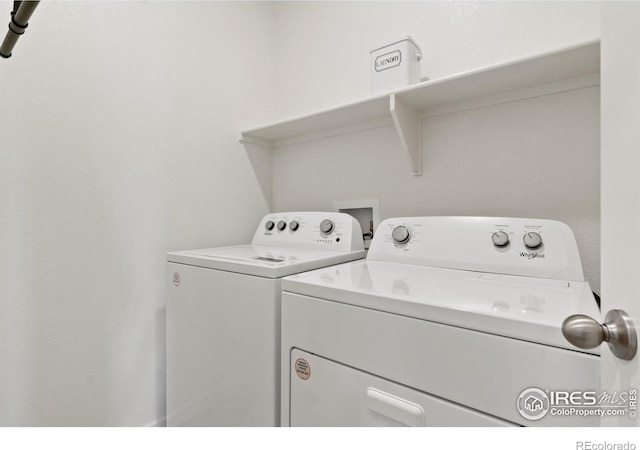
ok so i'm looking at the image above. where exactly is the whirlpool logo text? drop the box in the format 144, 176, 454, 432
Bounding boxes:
520, 251, 545, 260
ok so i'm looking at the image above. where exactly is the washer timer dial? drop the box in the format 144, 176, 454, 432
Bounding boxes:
320, 219, 335, 234
392, 226, 411, 244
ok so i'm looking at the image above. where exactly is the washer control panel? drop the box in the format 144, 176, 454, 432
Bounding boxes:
252, 212, 365, 253
367, 217, 584, 281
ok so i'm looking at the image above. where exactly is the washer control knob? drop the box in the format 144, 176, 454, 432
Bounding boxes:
392, 226, 411, 244
320, 219, 334, 234
492, 231, 510, 247
277, 220, 287, 231
265, 221, 275, 231
289, 221, 300, 231
523, 232, 543, 249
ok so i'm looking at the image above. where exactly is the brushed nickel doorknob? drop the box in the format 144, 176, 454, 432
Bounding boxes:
562, 309, 637, 360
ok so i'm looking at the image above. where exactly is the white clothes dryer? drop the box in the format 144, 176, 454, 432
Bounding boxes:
166, 212, 365, 426
280, 217, 600, 427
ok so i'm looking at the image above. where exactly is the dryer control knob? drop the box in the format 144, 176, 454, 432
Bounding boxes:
277, 220, 287, 231
523, 232, 543, 249
392, 226, 411, 244
492, 231, 510, 247
320, 219, 335, 234
265, 221, 275, 231
289, 221, 300, 231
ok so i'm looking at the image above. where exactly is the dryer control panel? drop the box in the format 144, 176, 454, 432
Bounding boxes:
252, 212, 365, 253
367, 217, 584, 281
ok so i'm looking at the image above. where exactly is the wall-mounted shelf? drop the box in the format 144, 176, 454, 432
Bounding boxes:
239, 40, 600, 176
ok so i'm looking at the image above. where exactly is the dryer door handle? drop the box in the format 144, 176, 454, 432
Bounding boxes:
366, 388, 425, 427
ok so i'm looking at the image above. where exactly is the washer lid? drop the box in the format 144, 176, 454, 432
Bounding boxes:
282, 260, 601, 354
167, 245, 366, 279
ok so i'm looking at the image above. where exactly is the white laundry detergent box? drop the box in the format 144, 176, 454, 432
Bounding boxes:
370, 36, 422, 94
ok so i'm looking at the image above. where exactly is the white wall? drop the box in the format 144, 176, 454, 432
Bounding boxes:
272, 1, 602, 292
0, 1, 275, 426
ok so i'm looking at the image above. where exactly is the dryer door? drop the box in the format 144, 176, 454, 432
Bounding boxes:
288, 349, 515, 427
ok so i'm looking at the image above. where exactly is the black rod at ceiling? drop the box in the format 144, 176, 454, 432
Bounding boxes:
0, 1, 40, 59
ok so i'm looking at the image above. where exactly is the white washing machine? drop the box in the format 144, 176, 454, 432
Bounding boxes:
280, 217, 601, 427
166, 212, 365, 426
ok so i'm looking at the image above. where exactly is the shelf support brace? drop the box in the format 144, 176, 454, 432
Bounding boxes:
389, 94, 421, 176
238, 132, 274, 148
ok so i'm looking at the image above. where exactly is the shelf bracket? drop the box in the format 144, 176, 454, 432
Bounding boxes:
238, 132, 274, 148
389, 94, 421, 176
